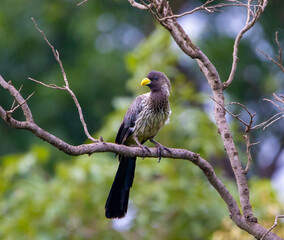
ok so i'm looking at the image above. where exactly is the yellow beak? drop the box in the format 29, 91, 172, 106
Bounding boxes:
141, 78, 151, 86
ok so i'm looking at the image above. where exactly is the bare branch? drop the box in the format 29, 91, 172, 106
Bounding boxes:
30, 18, 98, 143
77, 0, 89, 6
0, 76, 34, 123
0, 75, 244, 227
10, 84, 23, 110
263, 115, 284, 130
159, 1, 260, 21
223, 0, 268, 89
261, 215, 284, 240
28, 77, 65, 90
253, 93, 284, 130
225, 102, 257, 174
7, 92, 35, 115
147, 0, 257, 224
211, 98, 257, 174
128, 0, 150, 10
258, 31, 284, 73
211, 97, 251, 127
252, 112, 284, 130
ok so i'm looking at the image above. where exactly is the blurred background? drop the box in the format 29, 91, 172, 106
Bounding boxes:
0, 0, 284, 239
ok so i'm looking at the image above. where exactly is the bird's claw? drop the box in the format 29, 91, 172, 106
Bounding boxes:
156, 144, 171, 163
140, 145, 151, 158
131, 144, 151, 159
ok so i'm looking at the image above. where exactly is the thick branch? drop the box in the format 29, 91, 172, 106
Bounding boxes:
128, 1, 284, 239
0, 80, 243, 224
148, 0, 256, 222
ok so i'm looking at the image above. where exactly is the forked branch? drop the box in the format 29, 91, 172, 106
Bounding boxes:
223, 0, 268, 89
30, 18, 98, 143
258, 31, 284, 73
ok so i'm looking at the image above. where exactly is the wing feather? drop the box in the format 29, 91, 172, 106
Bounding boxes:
115, 94, 147, 145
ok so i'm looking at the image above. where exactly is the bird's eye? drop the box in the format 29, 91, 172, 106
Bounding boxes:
153, 76, 158, 81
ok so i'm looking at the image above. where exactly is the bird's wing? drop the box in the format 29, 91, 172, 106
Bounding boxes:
115, 93, 148, 145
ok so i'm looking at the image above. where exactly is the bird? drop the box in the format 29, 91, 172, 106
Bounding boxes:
105, 70, 172, 219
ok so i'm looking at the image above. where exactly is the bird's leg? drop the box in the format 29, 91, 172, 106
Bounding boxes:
133, 136, 151, 158
149, 137, 171, 162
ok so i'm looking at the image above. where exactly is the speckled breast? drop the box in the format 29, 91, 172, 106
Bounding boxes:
133, 102, 171, 143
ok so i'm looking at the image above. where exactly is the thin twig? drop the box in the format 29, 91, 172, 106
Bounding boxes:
140, 0, 160, 20
211, 97, 249, 126
128, 0, 150, 10
223, 0, 268, 89
7, 92, 35, 115
0, 76, 34, 123
260, 215, 284, 240
258, 31, 284, 73
10, 84, 23, 110
28, 77, 65, 90
252, 112, 283, 130
263, 115, 284, 130
263, 97, 281, 109
212, 97, 258, 174
159, 1, 260, 21
31, 18, 98, 143
77, 0, 89, 6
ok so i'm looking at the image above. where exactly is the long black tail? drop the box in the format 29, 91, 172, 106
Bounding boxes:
105, 156, 136, 218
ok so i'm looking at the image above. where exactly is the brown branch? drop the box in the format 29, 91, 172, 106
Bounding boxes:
211, 98, 258, 174
261, 215, 284, 240
159, 1, 260, 21
128, 0, 151, 10
149, 0, 256, 224
30, 18, 98, 143
77, 0, 89, 6
223, 0, 268, 89
252, 112, 284, 130
0, 77, 34, 123
131, 1, 284, 239
0, 75, 245, 227
258, 31, 284, 73
226, 102, 257, 174
7, 92, 35, 115
253, 93, 284, 130
10, 84, 23, 110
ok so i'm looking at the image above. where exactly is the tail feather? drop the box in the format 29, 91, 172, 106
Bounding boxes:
105, 156, 136, 218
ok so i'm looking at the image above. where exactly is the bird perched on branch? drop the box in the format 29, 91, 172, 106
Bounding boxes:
105, 71, 172, 219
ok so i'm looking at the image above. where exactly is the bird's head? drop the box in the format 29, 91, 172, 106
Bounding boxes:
141, 71, 171, 95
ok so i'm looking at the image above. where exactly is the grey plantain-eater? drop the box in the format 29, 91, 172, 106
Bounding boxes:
105, 71, 172, 219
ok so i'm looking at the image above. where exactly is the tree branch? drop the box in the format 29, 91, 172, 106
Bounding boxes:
148, 0, 257, 222
0, 74, 245, 226
223, 0, 268, 89
258, 31, 284, 73
158, 1, 261, 21
77, 0, 89, 6
128, 1, 284, 239
30, 18, 98, 143
128, 0, 151, 10
261, 215, 284, 240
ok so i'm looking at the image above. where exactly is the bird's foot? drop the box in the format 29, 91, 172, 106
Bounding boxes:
151, 141, 171, 163
140, 145, 151, 159
131, 144, 151, 159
